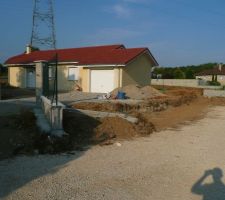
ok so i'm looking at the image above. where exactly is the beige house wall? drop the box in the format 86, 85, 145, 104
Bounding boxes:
57, 66, 90, 92
81, 68, 90, 92
196, 75, 225, 85
57, 65, 88, 91
217, 75, 225, 85
8, 66, 26, 88
196, 75, 212, 82
121, 53, 152, 87
57, 65, 75, 91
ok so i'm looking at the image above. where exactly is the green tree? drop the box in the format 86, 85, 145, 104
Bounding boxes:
173, 68, 185, 79
153, 63, 217, 79
185, 69, 194, 79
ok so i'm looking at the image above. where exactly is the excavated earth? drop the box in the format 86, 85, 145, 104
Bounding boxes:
1, 85, 224, 160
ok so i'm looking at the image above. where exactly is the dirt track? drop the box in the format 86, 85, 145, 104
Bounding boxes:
1, 106, 225, 199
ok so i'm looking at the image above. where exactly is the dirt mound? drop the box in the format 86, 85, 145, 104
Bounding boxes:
111, 84, 166, 100
64, 109, 155, 145
94, 116, 155, 143
94, 117, 137, 140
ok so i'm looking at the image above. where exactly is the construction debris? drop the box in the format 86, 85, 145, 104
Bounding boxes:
110, 84, 166, 100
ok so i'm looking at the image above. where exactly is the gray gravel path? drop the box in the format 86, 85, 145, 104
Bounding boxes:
1, 106, 225, 199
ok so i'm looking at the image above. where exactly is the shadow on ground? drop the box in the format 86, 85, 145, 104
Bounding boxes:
192, 167, 225, 200
0, 104, 101, 199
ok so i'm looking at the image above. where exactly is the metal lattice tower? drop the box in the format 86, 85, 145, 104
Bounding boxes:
30, 0, 56, 49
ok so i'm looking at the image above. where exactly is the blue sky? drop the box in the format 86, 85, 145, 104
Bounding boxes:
0, 0, 225, 66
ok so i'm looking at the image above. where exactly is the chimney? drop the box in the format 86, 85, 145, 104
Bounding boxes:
26, 44, 32, 54
219, 63, 223, 71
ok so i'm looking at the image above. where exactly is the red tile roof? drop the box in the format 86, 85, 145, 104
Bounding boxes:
4, 44, 158, 66
195, 66, 225, 76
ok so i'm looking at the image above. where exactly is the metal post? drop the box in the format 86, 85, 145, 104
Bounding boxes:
55, 53, 58, 105
0, 83, 1, 100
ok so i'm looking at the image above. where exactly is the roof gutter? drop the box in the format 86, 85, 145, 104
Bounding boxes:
82, 64, 125, 68
4, 63, 35, 67
5, 61, 79, 67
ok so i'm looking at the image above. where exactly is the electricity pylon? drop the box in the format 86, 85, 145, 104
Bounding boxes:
30, 0, 56, 49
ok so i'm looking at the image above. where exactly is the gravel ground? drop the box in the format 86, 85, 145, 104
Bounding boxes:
58, 91, 102, 104
1, 106, 225, 199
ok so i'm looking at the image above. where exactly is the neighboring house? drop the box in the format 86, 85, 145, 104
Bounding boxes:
4, 44, 158, 93
195, 64, 225, 85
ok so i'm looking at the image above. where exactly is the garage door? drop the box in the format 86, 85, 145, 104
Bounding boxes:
90, 70, 114, 93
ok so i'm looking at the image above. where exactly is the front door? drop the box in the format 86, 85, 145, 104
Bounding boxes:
26, 68, 36, 88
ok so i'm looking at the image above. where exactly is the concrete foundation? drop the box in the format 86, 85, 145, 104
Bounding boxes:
67, 108, 138, 124
35, 61, 65, 137
41, 96, 65, 136
204, 89, 225, 97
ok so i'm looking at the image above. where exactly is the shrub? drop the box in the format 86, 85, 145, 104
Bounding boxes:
207, 81, 221, 86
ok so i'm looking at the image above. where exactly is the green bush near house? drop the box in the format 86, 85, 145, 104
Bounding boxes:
207, 81, 221, 86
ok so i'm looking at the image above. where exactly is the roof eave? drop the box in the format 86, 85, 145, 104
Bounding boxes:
82, 64, 126, 68
125, 49, 159, 66
4, 63, 35, 67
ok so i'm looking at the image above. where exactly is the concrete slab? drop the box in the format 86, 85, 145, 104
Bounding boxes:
33, 108, 51, 133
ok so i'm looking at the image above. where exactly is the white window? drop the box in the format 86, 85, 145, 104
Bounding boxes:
68, 67, 79, 81
49, 67, 53, 79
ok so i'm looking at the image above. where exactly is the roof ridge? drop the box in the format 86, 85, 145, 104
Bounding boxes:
36, 44, 124, 53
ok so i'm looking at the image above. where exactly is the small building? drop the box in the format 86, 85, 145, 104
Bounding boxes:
195, 64, 225, 85
4, 44, 158, 93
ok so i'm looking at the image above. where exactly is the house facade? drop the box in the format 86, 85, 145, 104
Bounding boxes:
195, 64, 225, 85
4, 44, 158, 93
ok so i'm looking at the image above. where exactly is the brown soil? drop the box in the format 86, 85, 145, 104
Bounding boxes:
138, 97, 211, 131
72, 101, 140, 113
0, 110, 77, 160
63, 110, 155, 146
207, 97, 225, 106
95, 116, 155, 142
69, 86, 219, 144
0, 110, 38, 160
111, 84, 166, 100
152, 85, 203, 96
72, 86, 199, 113
2, 85, 225, 160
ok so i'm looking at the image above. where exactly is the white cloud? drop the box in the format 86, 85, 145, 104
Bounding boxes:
103, 0, 149, 18
109, 4, 131, 18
